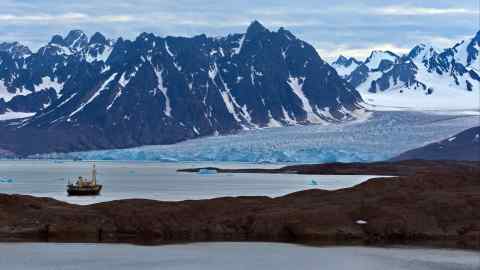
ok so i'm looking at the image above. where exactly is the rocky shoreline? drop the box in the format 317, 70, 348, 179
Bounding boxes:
0, 160, 479, 248
178, 160, 479, 176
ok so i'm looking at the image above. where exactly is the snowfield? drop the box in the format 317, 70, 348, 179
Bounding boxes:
361, 88, 480, 111
36, 111, 480, 163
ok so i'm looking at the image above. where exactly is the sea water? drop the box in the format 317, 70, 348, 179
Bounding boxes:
0, 242, 478, 270
0, 160, 385, 205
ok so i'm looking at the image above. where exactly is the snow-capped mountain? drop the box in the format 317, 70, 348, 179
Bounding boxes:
335, 31, 480, 109
0, 21, 364, 155
0, 30, 116, 116
331, 55, 362, 78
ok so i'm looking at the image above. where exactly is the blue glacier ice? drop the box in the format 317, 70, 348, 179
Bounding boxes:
35, 111, 480, 164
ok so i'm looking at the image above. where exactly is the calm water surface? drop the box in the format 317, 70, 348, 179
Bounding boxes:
0, 242, 478, 270
0, 160, 385, 204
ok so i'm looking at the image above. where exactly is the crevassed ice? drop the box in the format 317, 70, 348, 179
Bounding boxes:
36, 111, 480, 164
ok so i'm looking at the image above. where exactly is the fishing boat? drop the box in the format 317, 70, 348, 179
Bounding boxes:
67, 164, 102, 196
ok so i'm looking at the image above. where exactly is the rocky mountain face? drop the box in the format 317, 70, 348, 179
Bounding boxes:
392, 126, 480, 161
0, 21, 364, 155
332, 31, 480, 109
0, 30, 114, 117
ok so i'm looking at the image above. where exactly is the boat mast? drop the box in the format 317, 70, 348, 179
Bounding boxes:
92, 163, 97, 185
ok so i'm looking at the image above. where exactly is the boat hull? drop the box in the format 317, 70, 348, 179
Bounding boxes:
67, 185, 102, 196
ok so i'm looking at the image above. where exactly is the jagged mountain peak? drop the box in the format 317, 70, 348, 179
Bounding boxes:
47, 30, 90, 52
246, 20, 269, 36
0, 41, 32, 58
334, 55, 349, 63
408, 43, 440, 60
49, 34, 65, 46
137, 32, 156, 41
89, 32, 107, 45
473, 30, 480, 42
333, 55, 361, 66
408, 44, 425, 59
465, 31, 480, 66
364, 50, 398, 70
64, 29, 89, 49
331, 55, 362, 78
408, 44, 433, 60
366, 50, 398, 60
277, 27, 296, 40
65, 29, 87, 39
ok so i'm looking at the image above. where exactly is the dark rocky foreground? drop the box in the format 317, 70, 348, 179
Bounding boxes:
1, 160, 480, 248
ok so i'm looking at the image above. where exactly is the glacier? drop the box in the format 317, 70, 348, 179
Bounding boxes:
35, 111, 480, 164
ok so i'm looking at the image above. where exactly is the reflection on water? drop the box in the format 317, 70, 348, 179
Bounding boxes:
0, 160, 384, 204
0, 242, 478, 270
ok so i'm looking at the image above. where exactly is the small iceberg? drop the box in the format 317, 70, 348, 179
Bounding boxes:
198, 168, 218, 175
0, 178, 14, 183
309, 180, 318, 186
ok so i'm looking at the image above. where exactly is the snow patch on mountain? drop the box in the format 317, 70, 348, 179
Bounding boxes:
153, 68, 172, 117
0, 110, 35, 121
69, 73, 117, 118
332, 62, 359, 78
85, 46, 113, 63
0, 79, 31, 102
232, 34, 245, 55
34, 77, 64, 97
287, 75, 322, 123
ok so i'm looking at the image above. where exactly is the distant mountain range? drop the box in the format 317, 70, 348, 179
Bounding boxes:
392, 126, 480, 161
331, 55, 362, 78
332, 31, 480, 109
0, 21, 364, 156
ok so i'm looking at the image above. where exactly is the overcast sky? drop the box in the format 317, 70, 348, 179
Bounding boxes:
1, 0, 478, 61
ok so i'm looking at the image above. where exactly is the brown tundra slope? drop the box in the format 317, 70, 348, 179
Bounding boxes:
0, 160, 479, 248
392, 126, 480, 161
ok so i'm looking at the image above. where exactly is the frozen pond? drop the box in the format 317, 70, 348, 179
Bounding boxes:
0, 242, 478, 270
0, 160, 384, 205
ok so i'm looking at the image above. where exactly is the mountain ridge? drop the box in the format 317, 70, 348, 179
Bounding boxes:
331, 31, 480, 109
331, 55, 362, 78
0, 21, 364, 156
